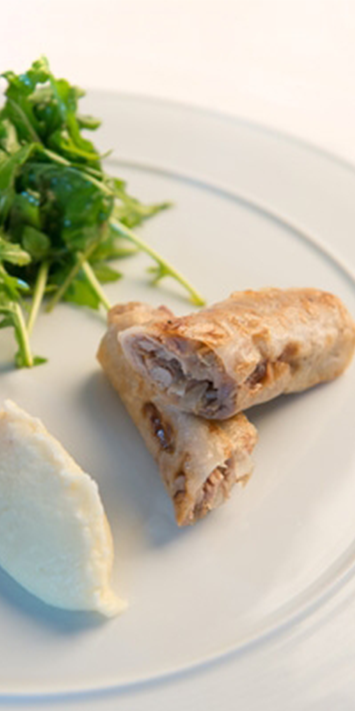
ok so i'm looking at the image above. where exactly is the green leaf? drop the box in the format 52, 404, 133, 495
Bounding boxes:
147, 263, 171, 283
18, 162, 113, 252
0, 144, 35, 223
113, 179, 171, 229
90, 231, 137, 262
22, 226, 50, 260
30, 85, 63, 138
9, 189, 42, 231
0, 270, 29, 300
62, 224, 102, 253
15, 351, 47, 368
0, 57, 50, 144
2, 57, 50, 92
0, 151, 8, 168
0, 119, 21, 155
0, 56, 100, 167
77, 114, 101, 130
47, 75, 100, 165
48, 128, 101, 164
0, 315, 14, 329
64, 276, 100, 310
91, 262, 122, 283
33, 355, 48, 366
0, 236, 31, 266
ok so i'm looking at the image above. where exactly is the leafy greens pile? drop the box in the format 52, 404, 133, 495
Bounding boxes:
0, 57, 204, 367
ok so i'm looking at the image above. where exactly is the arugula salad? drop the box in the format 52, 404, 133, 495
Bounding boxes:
0, 57, 204, 368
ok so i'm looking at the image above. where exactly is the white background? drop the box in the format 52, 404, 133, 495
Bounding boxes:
2, 0, 355, 162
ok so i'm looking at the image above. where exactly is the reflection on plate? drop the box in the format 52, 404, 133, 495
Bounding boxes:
1, 94, 355, 703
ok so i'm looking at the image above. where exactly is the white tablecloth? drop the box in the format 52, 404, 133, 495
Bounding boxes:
2, 0, 355, 162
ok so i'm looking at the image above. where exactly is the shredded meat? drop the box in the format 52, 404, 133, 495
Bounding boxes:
142, 402, 175, 453
173, 471, 187, 506
137, 341, 225, 416
246, 360, 267, 388
193, 457, 235, 520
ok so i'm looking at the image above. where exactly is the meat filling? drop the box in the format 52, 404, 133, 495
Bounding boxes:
142, 402, 175, 453
137, 342, 231, 417
192, 457, 235, 520
173, 471, 186, 507
246, 360, 267, 388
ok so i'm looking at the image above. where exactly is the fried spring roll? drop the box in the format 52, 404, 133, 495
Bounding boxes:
97, 303, 257, 526
119, 288, 355, 420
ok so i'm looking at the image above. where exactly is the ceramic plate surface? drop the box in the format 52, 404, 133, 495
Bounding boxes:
1, 94, 355, 710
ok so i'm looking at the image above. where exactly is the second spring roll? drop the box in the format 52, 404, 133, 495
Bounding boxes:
119, 288, 355, 420
97, 303, 257, 526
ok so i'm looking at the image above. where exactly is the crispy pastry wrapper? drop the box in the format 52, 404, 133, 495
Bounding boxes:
97, 303, 257, 526
119, 288, 355, 420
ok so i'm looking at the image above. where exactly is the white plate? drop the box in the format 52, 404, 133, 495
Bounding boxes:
1, 94, 355, 711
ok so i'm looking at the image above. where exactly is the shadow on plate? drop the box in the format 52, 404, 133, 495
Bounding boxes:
75, 371, 209, 549
0, 565, 107, 634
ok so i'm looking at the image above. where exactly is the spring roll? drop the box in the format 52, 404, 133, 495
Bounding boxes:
97, 303, 257, 526
119, 288, 355, 420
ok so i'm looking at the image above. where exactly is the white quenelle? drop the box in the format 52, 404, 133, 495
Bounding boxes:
0, 400, 124, 616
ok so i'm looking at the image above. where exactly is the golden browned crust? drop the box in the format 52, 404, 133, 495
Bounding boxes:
97, 303, 257, 525
119, 288, 355, 419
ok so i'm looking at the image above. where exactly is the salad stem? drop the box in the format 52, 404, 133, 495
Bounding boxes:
27, 261, 49, 335
45, 244, 97, 313
13, 302, 34, 367
81, 260, 111, 311
109, 219, 205, 307
7, 98, 42, 144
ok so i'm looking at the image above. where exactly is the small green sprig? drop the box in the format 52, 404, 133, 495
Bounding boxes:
0, 57, 205, 367
0, 237, 45, 367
